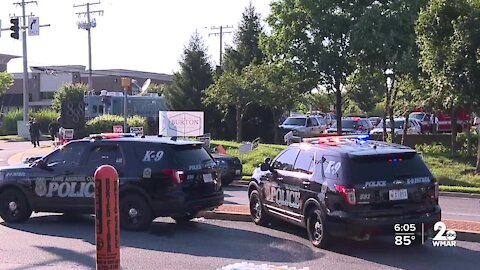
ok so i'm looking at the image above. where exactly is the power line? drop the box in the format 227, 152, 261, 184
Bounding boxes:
73, 1, 104, 91
208, 25, 233, 66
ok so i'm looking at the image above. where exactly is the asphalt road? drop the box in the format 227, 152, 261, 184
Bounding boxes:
0, 213, 479, 270
0, 141, 35, 167
224, 186, 480, 222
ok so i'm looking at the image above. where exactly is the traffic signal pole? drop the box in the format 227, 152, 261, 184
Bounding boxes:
21, 0, 29, 122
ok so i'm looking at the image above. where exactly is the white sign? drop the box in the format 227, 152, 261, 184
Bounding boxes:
63, 129, 74, 139
251, 137, 260, 150
130, 126, 144, 136
113, 125, 123, 133
159, 111, 204, 137
284, 131, 294, 142
28, 17, 39, 36
239, 143, 253, 154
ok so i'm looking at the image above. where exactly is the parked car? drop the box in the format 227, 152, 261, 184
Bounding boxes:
326, 117, 373, 134
370, 117, 422, 135
409, 112, 432, 133
0, 133, 224, 231
210, 152, 243, 186
248, 135, 440, 248
368, 116, 382, 127
278, 115, 327, 139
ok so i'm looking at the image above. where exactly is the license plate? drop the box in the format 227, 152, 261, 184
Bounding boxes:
389, 189, 408, 200
203, 173, 213, 183
235, 169, 241, 175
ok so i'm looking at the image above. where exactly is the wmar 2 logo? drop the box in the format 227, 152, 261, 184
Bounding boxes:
432, 221, 457, 247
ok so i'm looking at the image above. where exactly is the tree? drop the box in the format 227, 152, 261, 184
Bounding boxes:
0, 72, 14, 96
147, 83, 170, 96
204, 71, 257, 142
163, 31, 213, 111
223, 2, 264, 73
416, 0, 480, 155
265, 0, 358, 134
349, 0, 427, 142
345, 67, 385, 114
52, 83, 87, 112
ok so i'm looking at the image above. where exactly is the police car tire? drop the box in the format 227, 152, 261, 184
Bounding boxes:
249, 190, 270, 226
306, 207, 330, 248
120, 194, 153, 231
0, 188, 32, 223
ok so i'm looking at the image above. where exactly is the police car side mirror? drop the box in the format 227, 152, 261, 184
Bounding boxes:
36, 159, 53, 171
260, 157, 272, 172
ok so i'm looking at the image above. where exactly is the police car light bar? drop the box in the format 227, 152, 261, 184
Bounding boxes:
89, 133, 136, 140
302, 135, 370, 145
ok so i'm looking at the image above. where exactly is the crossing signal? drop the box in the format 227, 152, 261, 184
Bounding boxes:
10, 18, 19, 40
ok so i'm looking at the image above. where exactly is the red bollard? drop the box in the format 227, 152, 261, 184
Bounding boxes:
94, 165, 120, 270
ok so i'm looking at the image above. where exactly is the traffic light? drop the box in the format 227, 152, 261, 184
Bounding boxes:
10, 18, 19, 40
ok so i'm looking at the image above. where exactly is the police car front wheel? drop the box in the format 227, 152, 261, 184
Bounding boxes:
249, 190, 270, 225
306, 208, 330, 248
0, 188, 32, 223
120, 194, 153, 231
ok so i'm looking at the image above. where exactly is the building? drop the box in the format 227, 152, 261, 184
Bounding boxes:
0, 60, 173, 113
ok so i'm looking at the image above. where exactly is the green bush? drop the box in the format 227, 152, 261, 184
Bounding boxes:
457, 132, 479, 156
415, 143, 450, 154
84, 114, 149, 135
2, 109, 22, 135
31, 109, 60, 134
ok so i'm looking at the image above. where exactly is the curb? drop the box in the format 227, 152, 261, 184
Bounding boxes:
439, 191, 480, 199
201, 209, 480, 243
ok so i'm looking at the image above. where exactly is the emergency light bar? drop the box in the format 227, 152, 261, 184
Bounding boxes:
302, 135, 370, 145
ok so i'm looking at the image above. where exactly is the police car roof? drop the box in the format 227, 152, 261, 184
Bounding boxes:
83, 135, 203, 145
295, 137, 417, 157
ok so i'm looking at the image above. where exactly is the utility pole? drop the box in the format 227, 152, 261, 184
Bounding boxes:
209, 25, 233, 66
12, 0, 37, 122
74, 1, 103, 91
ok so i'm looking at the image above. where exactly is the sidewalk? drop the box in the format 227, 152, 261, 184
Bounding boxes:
6, 145, 480, 242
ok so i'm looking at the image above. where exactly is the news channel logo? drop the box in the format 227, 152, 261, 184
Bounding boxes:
394, 221, 456, 246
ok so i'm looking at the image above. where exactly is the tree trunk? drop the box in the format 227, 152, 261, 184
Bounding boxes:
402, 113, 409, 145
335, 82, 342, 135
271, 109, 279, 144
383, 81, 390, 142
451, 107, 458, 155
235, 104, 242, 142
389, 86, 398, 144
467, 111, 473, 157
476, 127, 480, 174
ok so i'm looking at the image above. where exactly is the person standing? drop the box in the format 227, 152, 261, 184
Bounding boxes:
48, 117, 61, 142
30, 118, 40, 147
431, 114, 439, 134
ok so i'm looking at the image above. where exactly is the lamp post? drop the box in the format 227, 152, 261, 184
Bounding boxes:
121, 77, 131, 133
383, 69, 395, 142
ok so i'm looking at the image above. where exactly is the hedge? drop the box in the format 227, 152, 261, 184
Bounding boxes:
1, 109, 22, 135
84, 114, 149, 135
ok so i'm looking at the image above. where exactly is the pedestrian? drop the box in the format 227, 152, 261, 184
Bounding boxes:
431, 114, 439, 134
48, 117, 61, 142
29, 118, 40, 147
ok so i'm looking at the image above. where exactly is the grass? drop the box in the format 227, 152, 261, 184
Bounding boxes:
212, 140, 480, 193
0, 135, 24, 141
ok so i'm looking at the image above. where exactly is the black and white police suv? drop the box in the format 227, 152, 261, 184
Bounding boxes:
0, 133, 224, 231
248, 135, 441, 248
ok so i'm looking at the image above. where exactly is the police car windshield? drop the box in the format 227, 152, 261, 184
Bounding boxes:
346, 154, 432, 184
282, 117, 306, 126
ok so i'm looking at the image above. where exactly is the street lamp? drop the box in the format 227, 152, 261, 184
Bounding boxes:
121, 77, 132, 133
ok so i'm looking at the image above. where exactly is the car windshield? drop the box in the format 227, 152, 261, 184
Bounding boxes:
332, 119, 357, 129
376, 120, 404, 129
410, 113, 425, 120
282, 117, 306, 126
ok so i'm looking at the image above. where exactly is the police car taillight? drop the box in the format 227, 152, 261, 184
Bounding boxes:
163, 169, 186, 185
335, 185, 357, 205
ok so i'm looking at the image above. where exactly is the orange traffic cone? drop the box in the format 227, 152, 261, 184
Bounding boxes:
217, 144, 226, 154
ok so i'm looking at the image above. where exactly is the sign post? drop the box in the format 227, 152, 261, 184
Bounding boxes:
121, 77, 131, 133
94, 165, 120, 270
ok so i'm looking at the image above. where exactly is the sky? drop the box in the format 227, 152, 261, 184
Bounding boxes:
0, 0, 272, 75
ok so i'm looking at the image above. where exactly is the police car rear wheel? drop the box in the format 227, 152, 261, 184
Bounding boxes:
0, 189, 32, 223
120, 194, 153, 231
249, 190, 269, 225
306, 208, 330, 248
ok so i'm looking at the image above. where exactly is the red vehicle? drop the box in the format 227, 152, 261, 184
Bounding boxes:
410, 109, 470, 133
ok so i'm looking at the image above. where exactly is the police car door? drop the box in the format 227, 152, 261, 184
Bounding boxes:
265, 147, 300, 223
290, 149, 318, 219
33, 142, 88, 207
84, 144, 126, 206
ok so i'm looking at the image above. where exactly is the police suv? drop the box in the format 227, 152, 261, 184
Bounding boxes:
0, 134, 223, 231
248, 135, 441, 248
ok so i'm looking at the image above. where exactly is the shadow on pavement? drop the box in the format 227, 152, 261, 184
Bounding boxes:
0, 214, 323, 264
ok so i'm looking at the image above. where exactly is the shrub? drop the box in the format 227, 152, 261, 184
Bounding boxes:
52, 83, 87, 112
2, 109, 22, 135
415, 143, 450, 154
84, 114, 149, 135
31, 109, 60, 134
457, 131, 479, 156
